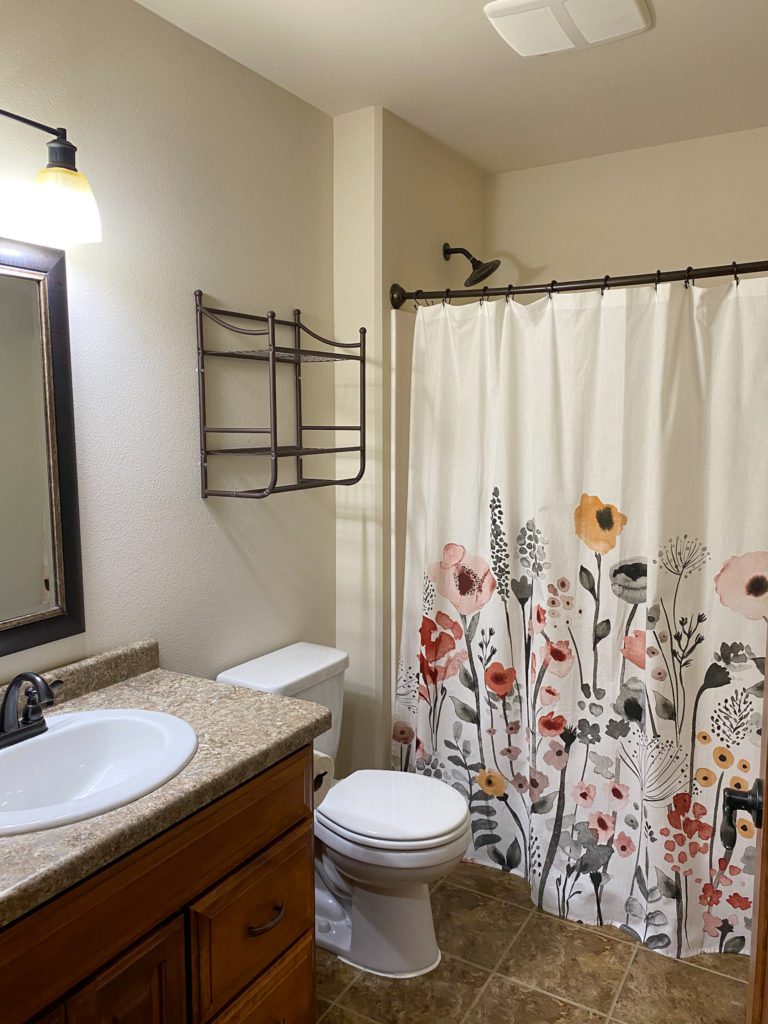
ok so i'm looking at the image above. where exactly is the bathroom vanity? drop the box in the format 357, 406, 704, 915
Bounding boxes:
0, 642, 330, 1024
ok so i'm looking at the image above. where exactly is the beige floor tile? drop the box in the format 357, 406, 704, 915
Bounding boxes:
338, 955, 489, 1024
464, 974, 606, 1023
497, 912, 633, 1013
432, 882, 530, 968
684, 951, 751, 983
316, 947, 361, 1002
612, 948, 748, 1024
449, 860, 533, 908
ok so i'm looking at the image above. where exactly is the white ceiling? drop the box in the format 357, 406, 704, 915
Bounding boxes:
135, 0, 768, 173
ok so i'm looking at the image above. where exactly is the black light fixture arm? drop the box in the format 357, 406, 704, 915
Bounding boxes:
0, 107, 78, 172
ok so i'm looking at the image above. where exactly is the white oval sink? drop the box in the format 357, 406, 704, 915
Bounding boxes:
0, 709, 198, 835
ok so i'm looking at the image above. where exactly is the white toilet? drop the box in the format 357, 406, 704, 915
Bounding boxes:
217, 642, 470, 978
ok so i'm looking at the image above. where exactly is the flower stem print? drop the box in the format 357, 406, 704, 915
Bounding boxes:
427, 543, 496, 767
574, 494, 627, 704
490, 488, 515, 671
537, 726, 577, 908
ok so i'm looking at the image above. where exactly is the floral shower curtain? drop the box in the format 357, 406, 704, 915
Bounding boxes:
393, 280, 768, 958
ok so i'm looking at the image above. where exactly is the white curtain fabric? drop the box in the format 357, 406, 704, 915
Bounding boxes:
394, 280, 768, 958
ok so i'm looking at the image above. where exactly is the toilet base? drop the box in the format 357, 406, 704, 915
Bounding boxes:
315, 868, 443, 978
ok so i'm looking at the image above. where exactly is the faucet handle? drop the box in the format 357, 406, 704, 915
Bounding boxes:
21, 686, 46, 725
38, 678, 63, 708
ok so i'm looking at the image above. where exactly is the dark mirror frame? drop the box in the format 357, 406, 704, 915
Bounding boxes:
0, 237, 84, 655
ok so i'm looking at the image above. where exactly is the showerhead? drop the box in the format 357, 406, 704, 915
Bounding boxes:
443, 242, 501, 288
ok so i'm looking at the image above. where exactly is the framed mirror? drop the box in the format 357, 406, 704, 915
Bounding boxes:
0, 237, 84, 655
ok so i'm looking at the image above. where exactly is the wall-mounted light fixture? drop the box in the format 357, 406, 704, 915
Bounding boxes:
0, 108, 101, 248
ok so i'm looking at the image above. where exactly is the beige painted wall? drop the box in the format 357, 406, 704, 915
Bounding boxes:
486, 127, 768, 285
0, 0, 336, 681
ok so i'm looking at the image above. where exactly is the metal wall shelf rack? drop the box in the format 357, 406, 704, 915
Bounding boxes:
195, 291, 366, 498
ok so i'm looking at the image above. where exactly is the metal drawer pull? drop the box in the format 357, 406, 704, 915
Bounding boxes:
246, 902, 285, 937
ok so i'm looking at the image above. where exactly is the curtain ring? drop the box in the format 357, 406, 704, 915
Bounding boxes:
481, 285, 490, 304
732, 261, 740, 286
414, 289, 424, 311
506, 284, 513, 303
684, 266, 693, 288
443, 288, 452, 305
601, 275, 610, 297
548, 280, 557, 300
655, 269, 661, 292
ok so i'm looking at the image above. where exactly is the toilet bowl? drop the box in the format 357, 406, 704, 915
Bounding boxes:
313, 769, 470, 977
216, 643, 470, 978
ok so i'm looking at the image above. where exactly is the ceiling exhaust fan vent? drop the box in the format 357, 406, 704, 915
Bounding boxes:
484, 0, 653, 57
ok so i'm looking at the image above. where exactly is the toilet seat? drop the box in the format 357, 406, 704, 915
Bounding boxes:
315, 769, 470, 850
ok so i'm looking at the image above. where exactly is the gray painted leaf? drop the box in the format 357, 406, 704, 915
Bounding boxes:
450, 696, 479, 725
654, 867, 678, 900
579, 565, 596, 598
653, 690, 676, 721
474, 833, 502, 849
645, 933, 671, 950
724, 935, 746, 954
531, 792, 557, 815
646, 909, 668, 927
595, 619, 611, 642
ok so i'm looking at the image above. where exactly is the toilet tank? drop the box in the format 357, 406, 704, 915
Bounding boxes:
216, 642, 348, 758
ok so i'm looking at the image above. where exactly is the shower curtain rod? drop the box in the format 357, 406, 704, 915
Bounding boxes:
389, 258, 768, 309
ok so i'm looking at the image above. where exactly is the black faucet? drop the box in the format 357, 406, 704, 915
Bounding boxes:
0, 672, 62, 750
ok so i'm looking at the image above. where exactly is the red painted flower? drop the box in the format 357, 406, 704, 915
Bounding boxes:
543, 639, 574, 678
418, 613, 468, 691
538, 711, 567, 737
529, 604, 547, 635
484, 662, 517, 698
699, 883, 723, 907
727, 893, 752, 911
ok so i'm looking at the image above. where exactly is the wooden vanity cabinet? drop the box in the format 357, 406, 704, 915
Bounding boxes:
0, 747, 316, 1024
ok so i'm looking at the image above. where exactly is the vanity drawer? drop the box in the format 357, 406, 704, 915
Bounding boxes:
212, 931, 315, 1024
189, 822, 314, 1022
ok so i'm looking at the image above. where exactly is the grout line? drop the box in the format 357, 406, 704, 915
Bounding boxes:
456, 909, 534, 1024
605, 943, 638, 1022
444, 878, 534, 911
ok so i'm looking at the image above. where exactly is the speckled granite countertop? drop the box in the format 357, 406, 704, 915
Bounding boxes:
0, 668, 330, 929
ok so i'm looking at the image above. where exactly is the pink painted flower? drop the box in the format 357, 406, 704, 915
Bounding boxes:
392, 721, 415, 745
614, 832, 636, 858
428, 543, 496, 617
506, 720, 522, 735
702, 911, 723, 938
543, 639, 574, 678
588, 811, 615, 844
538, 711, 567, 737
500, 745, 522, 760
604, 781, 630, 809
435, 609, 463, 639
543, 740, 569, 770
572, 781, 596, 807
540, 684, 560, 706
620, 630, 646, 670
715, 551, 768, 620
528, 768, 550, 796
512, 773, 529, 795
529, 604, 547, 635
484, 662, 517, 698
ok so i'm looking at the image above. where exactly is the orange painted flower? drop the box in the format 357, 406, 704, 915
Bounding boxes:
712, 747, 734, 770
428, 543, 496, 617
695, 768, 716, 788
730, 776, 749, 792
715, 551, 768, 620
475, 769, 507, 797
484, 662, 517, 698
574, 494, 628, 554
737, 818, 756, 840
620, 630, 646, 669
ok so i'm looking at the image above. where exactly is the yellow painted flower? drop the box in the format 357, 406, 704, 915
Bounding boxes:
737, 818, 756, 840
730, 776, 749, 792
476, 769, 507, 797
574, 494, 628, 555
712, 747, 734, 769
695, 767, 716, 788
697, 730, 712, 745
738, 758, 751, 773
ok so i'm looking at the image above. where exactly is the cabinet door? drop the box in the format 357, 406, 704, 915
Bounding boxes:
67, 918, 186, 1024
35, 1009, 66, 1024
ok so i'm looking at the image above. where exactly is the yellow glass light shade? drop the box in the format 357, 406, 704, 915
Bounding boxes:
33, 166, 102, 247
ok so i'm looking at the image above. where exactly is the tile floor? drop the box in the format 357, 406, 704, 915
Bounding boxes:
315, 861, 750, 1024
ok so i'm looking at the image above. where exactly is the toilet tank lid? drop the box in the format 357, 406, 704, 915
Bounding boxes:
216, 642, 349, 696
